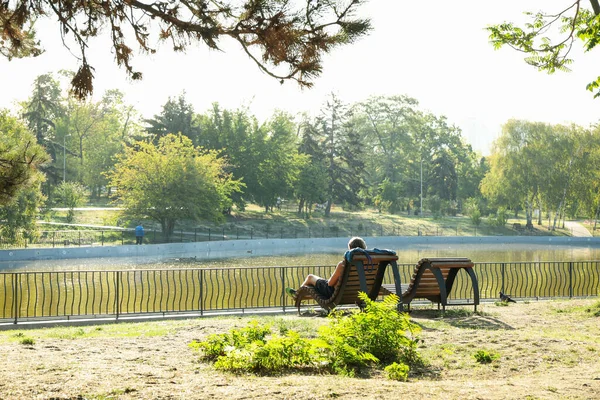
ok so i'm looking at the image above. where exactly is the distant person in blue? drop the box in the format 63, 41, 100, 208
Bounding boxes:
135, 224, 144, 245
285, 237, 367, 300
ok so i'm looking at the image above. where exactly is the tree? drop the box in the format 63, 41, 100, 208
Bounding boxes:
0, 110, 49, 206
54, 181, 88, 223
109, 134, 242, 238
146, 93, 199, 143
487, 1, 600, 97
21, 73, 65, 184
302, 94, 366, 216
1, 1, 371, 98
0, 111, 48, 244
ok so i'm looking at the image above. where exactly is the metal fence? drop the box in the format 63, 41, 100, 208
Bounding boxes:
1, 221, 531, 250
1, 260, 599, 325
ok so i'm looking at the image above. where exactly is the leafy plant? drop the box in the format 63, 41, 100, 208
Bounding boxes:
190, 293, 422, 377
384, 362, 409, 381
473, 349, 499, 364
19, 337, 35, 346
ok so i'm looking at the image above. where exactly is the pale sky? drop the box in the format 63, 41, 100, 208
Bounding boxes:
2, 0, 600, 155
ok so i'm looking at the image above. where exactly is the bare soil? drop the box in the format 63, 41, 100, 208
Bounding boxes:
1, 299, 599, 400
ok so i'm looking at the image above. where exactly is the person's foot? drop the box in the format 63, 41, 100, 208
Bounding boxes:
285, 287, 297, 298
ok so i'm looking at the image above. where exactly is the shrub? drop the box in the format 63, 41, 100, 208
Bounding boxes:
384, 362, 410, 381
473, 349, 499, 364
190, 293, 421, 377
19, 337, 35, 346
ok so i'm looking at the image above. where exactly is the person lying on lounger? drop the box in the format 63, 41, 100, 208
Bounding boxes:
285, 236, 367, 300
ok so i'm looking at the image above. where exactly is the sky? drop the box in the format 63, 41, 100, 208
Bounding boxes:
2, 0, 600, 155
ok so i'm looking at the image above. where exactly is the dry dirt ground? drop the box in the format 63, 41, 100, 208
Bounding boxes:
0, 299, 599, 400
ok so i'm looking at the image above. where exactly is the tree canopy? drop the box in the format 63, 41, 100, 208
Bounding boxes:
0, 0, 371, 98
108, 133, 243, 237
487, 0, 600, 97
0, 110, 49, 206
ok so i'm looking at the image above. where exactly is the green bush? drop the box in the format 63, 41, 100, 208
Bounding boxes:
473, 349, 499, 364
384, 362, 410, 381
190, 293, 421, 377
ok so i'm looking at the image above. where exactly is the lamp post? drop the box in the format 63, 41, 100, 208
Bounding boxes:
63, 133, 70, 182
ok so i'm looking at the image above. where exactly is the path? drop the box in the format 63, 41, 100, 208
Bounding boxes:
564, 220, 593, 237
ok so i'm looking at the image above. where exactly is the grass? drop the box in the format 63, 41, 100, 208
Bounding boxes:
0, 299, 599, 399
40, 201, 574, 239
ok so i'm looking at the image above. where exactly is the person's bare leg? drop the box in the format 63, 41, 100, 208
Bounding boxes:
301, 274, 321, 287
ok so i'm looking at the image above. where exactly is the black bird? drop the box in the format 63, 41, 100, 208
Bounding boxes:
499, 291, 516, 303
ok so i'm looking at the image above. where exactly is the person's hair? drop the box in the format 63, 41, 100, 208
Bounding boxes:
347, 237, 366, 249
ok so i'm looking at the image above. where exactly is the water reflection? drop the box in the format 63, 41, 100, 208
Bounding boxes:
2, 243, 600, 272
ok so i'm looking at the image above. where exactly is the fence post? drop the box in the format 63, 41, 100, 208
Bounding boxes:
222, 226, 225, 241
194, 228, 197, 242
101, 231, 104, 246
569, 262, 573, 298
13, 273, 18, 324
199, 269, 204, 316
281, 267, 286, 313
501, 263, 505, 293
121, 231, 124, 245
115, 271, 121, 320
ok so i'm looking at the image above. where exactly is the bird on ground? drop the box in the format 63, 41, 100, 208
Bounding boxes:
499, 291, 517, 303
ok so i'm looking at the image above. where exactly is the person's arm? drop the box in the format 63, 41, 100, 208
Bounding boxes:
327, 260, 345, 287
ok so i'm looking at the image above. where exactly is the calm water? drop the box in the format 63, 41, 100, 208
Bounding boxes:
2, 242, 600, 272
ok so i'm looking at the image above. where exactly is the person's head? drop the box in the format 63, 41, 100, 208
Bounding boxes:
347, 237, 366, 250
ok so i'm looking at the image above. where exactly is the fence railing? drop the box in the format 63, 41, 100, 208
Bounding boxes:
1, 261, 599, 324
2, 220, 544, 250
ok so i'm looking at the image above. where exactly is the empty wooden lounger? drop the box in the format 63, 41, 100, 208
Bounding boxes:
294, 249, 401, 314
381, 257, 479, 311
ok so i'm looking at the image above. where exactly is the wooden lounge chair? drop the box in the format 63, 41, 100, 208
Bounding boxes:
381, 257, 479, 311
294, 249, 401, 314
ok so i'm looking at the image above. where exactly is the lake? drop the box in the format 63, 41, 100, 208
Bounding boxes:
2, 242, 600, 272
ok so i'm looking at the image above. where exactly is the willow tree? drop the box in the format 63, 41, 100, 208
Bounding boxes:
1, 0, 371, 98
108, 134, 242, 238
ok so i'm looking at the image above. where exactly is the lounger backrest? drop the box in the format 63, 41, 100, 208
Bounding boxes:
407, 258, 474, 299
335, 254, 398, 305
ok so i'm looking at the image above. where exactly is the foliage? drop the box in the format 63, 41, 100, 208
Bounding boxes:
488, 207, 508, 227
54, 181, 88, 223
109, 134, 243, 238
487, 2, 600, 97
464, 198, 482, 226
19, 337, 35, 346
190, 293, 421, 377
473, 349, 500, 364
585, 300, 600, 317
0, 110, 49, 207
384, 362, 410, 381
0, 1, 371, 98
0, 182, 46, 244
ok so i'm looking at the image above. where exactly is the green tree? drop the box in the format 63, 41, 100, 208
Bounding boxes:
146, 93, 199, 143
109, 134, 242, 238
21, 73, 65, 185
302, 94, 366, 216
0, 110, 49, 206
54, 181, 88, 223
0, 111, 48, 243
487, 1, 600, 97
1, 1, 371, 98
